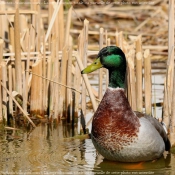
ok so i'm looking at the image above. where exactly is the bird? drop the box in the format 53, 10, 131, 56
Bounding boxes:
81, 46, 171, 162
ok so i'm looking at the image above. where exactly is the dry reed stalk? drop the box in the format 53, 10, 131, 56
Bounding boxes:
74, 61, 81, 118
53, 49, 61, 121
35, 1, 41, 52
14, 8, 22, 95
0, 65, 2, 120
58, 2, 64, 50
163, 0, 174, 129
0, 81, 36, 127
20, 16, 28, 52
62, 6, 72, 119
1, 62, 7, 120
60, 46, 69, 117
170, 75, 175, 147
76, 54, 97, 112
136, 52, 143, 112
136, 36, 143, 112
42, 32, 47, 113
73, 30, 84, 118
0, 35, 3, 103
64, 7, 72, 46
12, 62, 16, 91
128, 50, 136, 111
30, 59, 43, 115
25, 30, 31, 104
170, 71, 175, 146
0, 10, 37, 15
30, 0, 37, 51
144, 49, 152, 115
45, 0, 63, 51
46, 57, 51, 112
9, 27, 15, 52
49, 37, 56, 119
118, 31, 123, 50
162, 79, 170, 128
48, 0, 54, 50
80, 20, 89, 119
8, 64, 13, 116
98, 28, 104, 101
22, 71, 27, 113
0, 39, 3, 63
168, 0, 175, 147
115, 31, 119, 46
66, 36, 73, 121
0, 1, 8, 41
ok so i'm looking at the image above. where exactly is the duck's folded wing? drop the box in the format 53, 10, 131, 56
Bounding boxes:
134, 111, 171, 151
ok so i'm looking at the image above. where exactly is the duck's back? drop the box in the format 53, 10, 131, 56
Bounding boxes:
91, 88, 165, 162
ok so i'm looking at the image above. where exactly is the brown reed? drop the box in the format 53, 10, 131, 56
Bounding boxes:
136, 35, 143, 112
98, 28, 104, 101
144, 49, 152, 115
14, 8, 22, 95
30, 59, 43, 115
1, 62, 7, 121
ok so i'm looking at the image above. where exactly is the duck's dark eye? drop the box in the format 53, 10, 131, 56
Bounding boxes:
107, 53, 111, 56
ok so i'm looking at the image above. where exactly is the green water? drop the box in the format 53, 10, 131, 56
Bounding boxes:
0, 122, 174, 175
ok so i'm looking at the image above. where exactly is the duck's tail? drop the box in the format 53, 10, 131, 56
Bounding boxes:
161, 121, 171, 151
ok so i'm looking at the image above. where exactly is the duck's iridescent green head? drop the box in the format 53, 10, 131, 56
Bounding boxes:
81, 46, 126, 88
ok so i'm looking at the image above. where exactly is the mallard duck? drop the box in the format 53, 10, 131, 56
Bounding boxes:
81, 46, 171, 162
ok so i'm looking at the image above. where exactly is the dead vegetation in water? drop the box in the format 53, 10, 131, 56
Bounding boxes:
0, 0, 175, 145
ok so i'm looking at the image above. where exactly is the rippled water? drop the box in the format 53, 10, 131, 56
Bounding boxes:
0, 122, 175, 175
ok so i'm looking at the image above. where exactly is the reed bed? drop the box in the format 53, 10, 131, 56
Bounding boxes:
0, 0, 174, 147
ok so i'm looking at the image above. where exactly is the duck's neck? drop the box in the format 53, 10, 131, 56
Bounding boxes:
108, 69, 126, 89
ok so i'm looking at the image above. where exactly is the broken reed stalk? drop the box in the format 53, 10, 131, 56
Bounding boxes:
76, 54, 97, 112
115, 31, 119, 46
42, 32, 47, 114
1, 62, 7, 120
118, 31, 123, 50
128, 50, 136, 111
98, 28, 104, 101
136, 35, 143, 112
66, 36, 73, 121
8, 64, 13, 116
74, 59, 82, 117
14, 8, 22, 95
163, 0, 174, 130
53, 40, 61, 120
170, 72, 175, 146
0, 72, 2, 120
136, 52, 143, 112
60, 47, 69, 117
168, 0, 175, 146
75, 28, 84, 118
24, 29, 31, 113
64, 6, 72, 46
81, 19, 89, 118
0, 43, 2, 119
163, 79, 170, 126
49, 36, 56, 118
144, 49, 152, 115
44, 0, 63, 51
0, 81, 36, 127
30, 59, 43, 115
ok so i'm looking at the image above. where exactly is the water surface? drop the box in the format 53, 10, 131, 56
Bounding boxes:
0, 122, 174, 175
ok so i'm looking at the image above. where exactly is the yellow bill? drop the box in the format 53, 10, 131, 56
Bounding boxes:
81, 58, 103, 74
